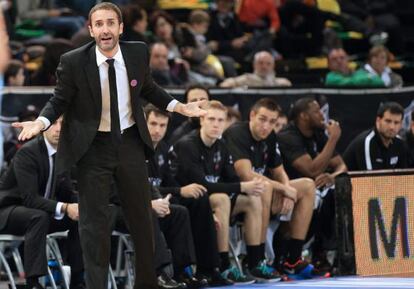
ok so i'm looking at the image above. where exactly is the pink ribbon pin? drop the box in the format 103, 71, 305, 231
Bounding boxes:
130, 79, 138, 87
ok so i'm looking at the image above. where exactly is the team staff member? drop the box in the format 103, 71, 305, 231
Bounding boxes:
12, 3, 207, 289
171, 100, 281, 283
224, 98, 328, 280
344, 102, 409, 171
0, 117, 84, 289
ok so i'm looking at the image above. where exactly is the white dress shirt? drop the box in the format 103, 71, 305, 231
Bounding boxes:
44, 138, 64, 220
38, 44, 178, 130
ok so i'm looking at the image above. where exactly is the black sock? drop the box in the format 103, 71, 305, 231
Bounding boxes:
259, 243, 265, 260
273, 236, 289, 268
246, 245, 262, 269
219, 252, 230, 272
287, 239, 305, 264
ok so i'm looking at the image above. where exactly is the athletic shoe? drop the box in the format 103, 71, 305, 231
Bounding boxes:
248, 260, 282, 283
221, 266, 255, 285
282, 259, 331, 280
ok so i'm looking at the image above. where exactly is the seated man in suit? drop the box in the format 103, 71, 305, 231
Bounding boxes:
0, 117, 84, 289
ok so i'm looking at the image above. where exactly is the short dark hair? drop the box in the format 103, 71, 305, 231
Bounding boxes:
122, 4, 146, 27
289, 96, 316, 121
5, 59, 24, 83
376, 102, 404, 118
184, 84, 211, 103
226, 106, 241, 121
149, 10, 176, 32
144, 104, 171, 119
89, 2, 123, 24
250, 98, 281, 114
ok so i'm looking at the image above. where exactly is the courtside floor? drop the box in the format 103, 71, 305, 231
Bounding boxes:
221, 277, 414, 289
2, 276, 414, 289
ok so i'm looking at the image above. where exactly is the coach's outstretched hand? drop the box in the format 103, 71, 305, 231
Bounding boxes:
175, 100, 207, 118
12, 120, 45, 141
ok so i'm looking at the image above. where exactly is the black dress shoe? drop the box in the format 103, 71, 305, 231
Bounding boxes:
197, 268, 234, 287
175, 273, 208, 289
158, 272, 187, 289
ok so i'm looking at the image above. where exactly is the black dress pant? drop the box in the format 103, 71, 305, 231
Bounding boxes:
0, 206, 83, 279
177, 194, 220, 271
77, 126, 156, 289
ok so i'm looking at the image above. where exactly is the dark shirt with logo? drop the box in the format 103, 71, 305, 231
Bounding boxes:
169, 130, 241, 195
147, 140, 181, 197
343, 128, 409, 171
277, 123, 338, 179
223, 121, 282, 176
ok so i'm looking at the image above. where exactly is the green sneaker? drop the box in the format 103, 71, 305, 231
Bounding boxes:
221, 266, 255, 284
248, 260, 282, 283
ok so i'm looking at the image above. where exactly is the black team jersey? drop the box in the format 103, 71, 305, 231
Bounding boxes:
169, 130, 242, 195
223, 121, 282, 176
146, 140, 181, 196
277, 123, 339, 179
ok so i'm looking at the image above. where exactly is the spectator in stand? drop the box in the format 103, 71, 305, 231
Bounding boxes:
237, 0, 280, 35
337, 0, 404, 54
274, 111, 288, 133
175, 10, 223, 80
344, 102, 410, 170
15, 0, 86, 39
150, 10, 217, 85
121, 4, 151, 43
363, 45, 403, 88
31, 39, 74, 85
168, 85, 210, 145
150, 42, 187, 87
220, 51, 291, 88
4, 59, 25, 86
325, 48, 385, 87
207, 0, 252, 65
150, 10, 182, 60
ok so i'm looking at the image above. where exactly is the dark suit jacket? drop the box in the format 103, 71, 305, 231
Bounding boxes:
40, 41, 174, 174
0, 135, 75, 230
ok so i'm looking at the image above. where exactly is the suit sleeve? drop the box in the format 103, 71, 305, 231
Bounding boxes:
40, 53, 77, 127
13, 148, 58, 214
140, 44, 175, 110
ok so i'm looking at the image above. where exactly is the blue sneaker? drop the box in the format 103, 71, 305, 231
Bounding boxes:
221, 266, 255, 285
282, 259, 330, 280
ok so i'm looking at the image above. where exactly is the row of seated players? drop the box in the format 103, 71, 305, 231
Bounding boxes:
1, 87, 412, 289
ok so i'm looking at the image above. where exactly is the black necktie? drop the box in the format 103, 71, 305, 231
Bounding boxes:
106, 58, 122, 144
48, 153, 56, 200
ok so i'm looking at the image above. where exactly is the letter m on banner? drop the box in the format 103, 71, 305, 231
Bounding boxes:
368, 197, 410, 260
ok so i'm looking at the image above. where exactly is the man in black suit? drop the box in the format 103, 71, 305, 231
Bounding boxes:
0, 117, 84, 289
12, 3, 206, 289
